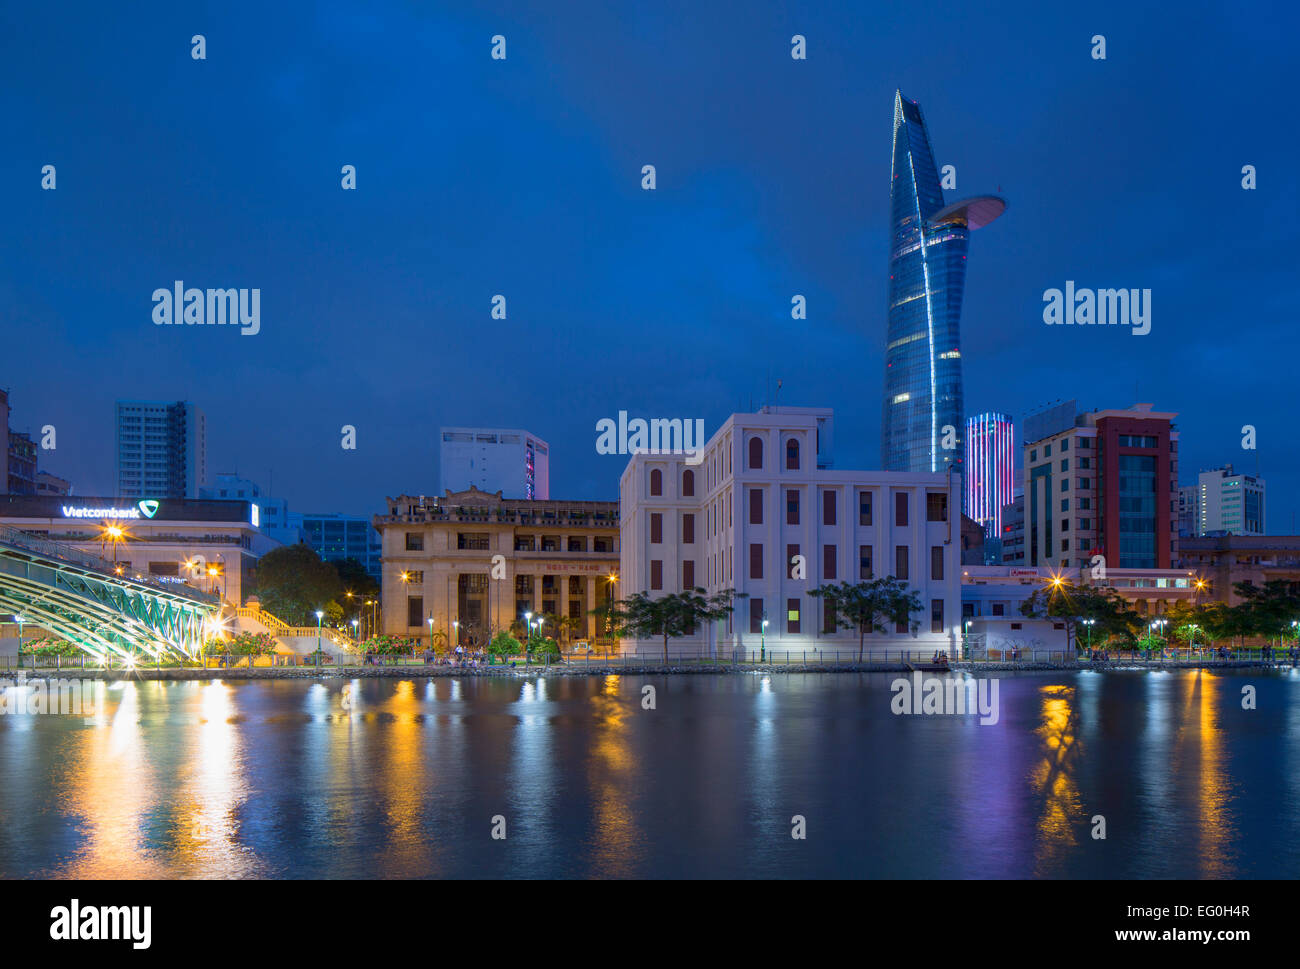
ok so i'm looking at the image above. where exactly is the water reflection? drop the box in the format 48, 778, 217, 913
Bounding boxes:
1030, 683, 1083, 876
584, 675, 642, 876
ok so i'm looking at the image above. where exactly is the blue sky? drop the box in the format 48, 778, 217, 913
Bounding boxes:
2, 1, 1296, 526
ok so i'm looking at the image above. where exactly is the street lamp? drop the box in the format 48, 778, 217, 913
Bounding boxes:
351, 618, 359, 644
761, 617, 769, 662
1082, 618, 1096, 654
15, 614, 25, 670
315, 609, 324, 668
1189, 623, 1199, 653
427, 616, 435, 655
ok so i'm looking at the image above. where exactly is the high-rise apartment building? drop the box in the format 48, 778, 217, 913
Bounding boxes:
289, 512, 381, 581
439, 427, 549, 500
2, 388, 39, 496
1022, 401, 1178, 570
881, 91, 1006, 474
1181, 465, 1265, 536
115, 400, 207, 499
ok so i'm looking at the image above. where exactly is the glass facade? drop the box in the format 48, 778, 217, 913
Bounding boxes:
1117, 454, 1157, 567
882, 92, 968, 473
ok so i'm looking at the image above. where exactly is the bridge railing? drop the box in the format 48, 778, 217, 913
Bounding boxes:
0, 525, 217, 606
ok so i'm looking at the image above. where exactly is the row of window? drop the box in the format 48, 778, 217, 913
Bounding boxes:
403, 532, 615, 554
745, 489, 946, 527
645, 542, 946, 589
744, 596, 946, 635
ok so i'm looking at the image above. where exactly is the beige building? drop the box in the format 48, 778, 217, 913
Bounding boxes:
374, 487, 619, 647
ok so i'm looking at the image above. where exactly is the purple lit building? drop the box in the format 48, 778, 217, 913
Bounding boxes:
964, 413, 1015, 539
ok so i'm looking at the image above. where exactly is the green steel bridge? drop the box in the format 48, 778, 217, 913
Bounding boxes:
0, 525, 219, 662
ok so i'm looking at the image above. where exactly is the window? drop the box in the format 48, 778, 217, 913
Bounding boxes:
786, 489, 800, 525
787, 598, 801, 634
650, 513, 663, 544
823, 490, 837, 526
650, 468, 663, 496
749, 488, 763, 525
406, 596, 424, 628
1061, 539, 1069, 552
682, 560, 695, 589
569, 576, 584, 595
823, 544, 837, 580
859, 491, 873, 526
750, 543, 764, 579
859, 545, 873, 579
1061, 439, 1069, 452
895, 545, 909, 580
1061, 459, 1069, 472
682, 513, 695, 544
786, 438, 800, 470
568, 537, 585, 552
931, 599, 944, 634
926, 492, 947, 522
405, 532, 424, 551
787, 543, 800, 578
650, 560, 663, 590
992, 603, 1005, 616
682, 469, 695, 497
895, 492, 909, 527
594, 536, 613, 553
458, 532, 489, 550
748, 437, 763, 469
750, 598, 765, 634
822, 598, 837, 634
931, 545, 944, 581
1061, 518, 1069, 533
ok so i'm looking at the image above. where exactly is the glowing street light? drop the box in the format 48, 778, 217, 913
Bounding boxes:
315, 609, 324, 668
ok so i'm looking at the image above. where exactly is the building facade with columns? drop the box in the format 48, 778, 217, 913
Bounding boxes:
373, 487, 619, 646
619, 407, 963, 658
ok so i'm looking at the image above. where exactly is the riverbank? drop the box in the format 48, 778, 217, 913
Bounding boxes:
4, 659, 1297, 680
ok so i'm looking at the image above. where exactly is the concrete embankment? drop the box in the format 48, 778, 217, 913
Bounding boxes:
4, 659, 1296, 681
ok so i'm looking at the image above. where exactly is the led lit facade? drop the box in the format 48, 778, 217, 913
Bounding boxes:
964, 413, 1015, 537
882, 91, 1006, 474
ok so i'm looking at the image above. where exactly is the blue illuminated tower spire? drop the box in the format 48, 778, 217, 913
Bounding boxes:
882, 91, 1005, 473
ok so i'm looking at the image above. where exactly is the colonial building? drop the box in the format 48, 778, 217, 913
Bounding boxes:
1177, 535, 1300, 604
374, 487, 619, 646
619, 407, 963, 658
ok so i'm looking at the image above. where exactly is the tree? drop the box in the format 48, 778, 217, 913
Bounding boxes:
488, 630, 522, 658
255, 543, 344, 626
596, 587, 746, 663
1234, 580, 1300, 646
809, 577, 923, 661
1020, 580, 1139, 653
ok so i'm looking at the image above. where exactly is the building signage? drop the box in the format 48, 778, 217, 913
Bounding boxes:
1009, 568, 1039, 578
61, 499, 161, 520
542, 563, 606, 573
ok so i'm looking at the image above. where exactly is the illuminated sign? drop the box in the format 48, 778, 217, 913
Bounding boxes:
61, 499, 161, 520
250, 503, 259, 527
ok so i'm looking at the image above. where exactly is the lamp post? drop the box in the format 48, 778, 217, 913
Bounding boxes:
352, 617, 359, 645
1189, 623, 1199, 654
524, 612, 533, 669
761, 617, 769, 663
427, 616, 435, 655
1082, 618, 1095, 655
15, 614, 25, 670
315, 610, 324, 668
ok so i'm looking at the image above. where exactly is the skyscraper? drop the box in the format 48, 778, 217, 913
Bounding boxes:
882, 91, 1006, 474
115, 400, 207, 499
965, 412, 1015, 536
439, 427, 550, 500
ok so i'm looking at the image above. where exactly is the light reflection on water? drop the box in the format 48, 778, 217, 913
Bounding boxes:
0, 671, 1297, 879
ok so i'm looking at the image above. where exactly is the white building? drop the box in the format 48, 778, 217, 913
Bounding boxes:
115, 400, 207, 499
1183, 465, 1265, 536
439, 427, 549, 500
618, 407, 962, 658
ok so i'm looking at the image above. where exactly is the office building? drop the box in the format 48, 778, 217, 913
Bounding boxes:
1181, 465, 1266, 536
965, 412, 1015, 539
881, 91, 1006, 474
115, 400, 207, 499
0, 493, 271, 604
374, 488, 619, 645
35, 471, 72, 496
439, 427, 549, 500
620, 406, 962, 658
200, 472, 299, 546
290, 512, 382, 580
1022, 401, 1178, 571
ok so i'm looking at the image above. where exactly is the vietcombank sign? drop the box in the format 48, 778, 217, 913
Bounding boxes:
60, 500, 160, 520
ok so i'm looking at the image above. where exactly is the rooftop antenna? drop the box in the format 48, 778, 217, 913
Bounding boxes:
774, 378, 783, 410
